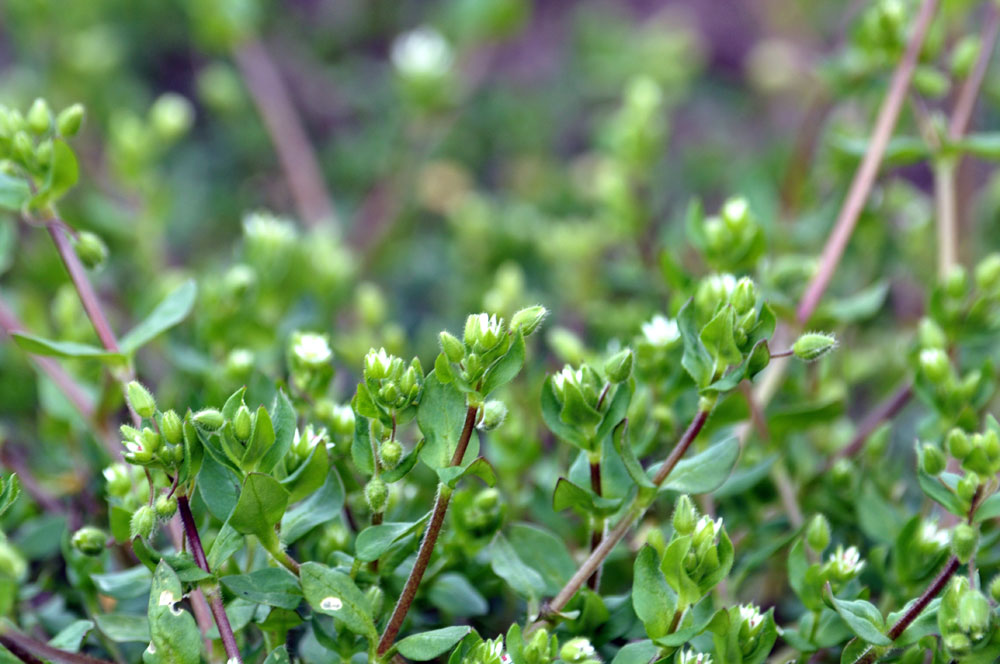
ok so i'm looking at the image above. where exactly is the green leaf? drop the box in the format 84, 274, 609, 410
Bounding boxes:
831, 134, 930, 167
954, 132, 1000, 160
262, 646, 291, 664
395, 626, 474, 661
418, 372, 472, 469
12, 332, 123, 361
656, 436, 739, 494
241, 405, 275, 470
119, 280, 197, 354
481, 330, 525, 396
612, 419, 655, 489
197, 452, 240, 522
258, 390, 296, 473
678, 299, 713, 387
94, 614, 150, 643
917, 469, 965, 517
508, 524, 576, 595
611, 640, 659, 664
355, 516, 429, 562
229, 473, 289, 542
281, 466, 345, 544
221, 568, 302, 610
0, 475, 20, 517
280, 440, 329, 503
300, 561, 377, 642
32, 140, 78, 206
48, 620, 94, 652
147, 561, 202, 664
0, 173, 30, 212
93, 566, 152, 600
428, 573, 489, 617
700, 306, 742, 367
594, 381, 633, 445
207, 522, 243, 570
551, 477, 622, 516
632, 545, 676, 639
437, 455, 497, 488
829, 596, 891, 646
488, 533, 547, 601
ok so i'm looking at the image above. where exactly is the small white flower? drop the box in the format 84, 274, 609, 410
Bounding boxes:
391, 27, 453, 78
243, 211, 297, 246
920, 522, 949, 548
739, 603, 764, 630
641, 314, 680, 347
678, 649, 713, 664
365, 347, 394, 378
828, 545, 865, 577
553, 365, 584, 394
293, 332, 332, 366
332, 404, 355, 429
722, 197, 749, 223
694, 515, 723, 540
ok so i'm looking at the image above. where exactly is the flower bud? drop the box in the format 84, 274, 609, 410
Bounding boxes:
71, 526, 106, 556
477, 400, 508, 431
26, 98, 51, 134
56, 104, 85, 137
947, 428, 971, 459
793, 332, 837, 361
921, 443, 946, 475
154, 494, 178, 519
951, 524, 978, 564
919, 348, 950, 383
510, 305, 548, 336
193, 408, 225, 430
149, 93, 194, 142
917, 317, 947, 349
439, 330, 465, 363
380, 439, 403, 470
975, 253, 1000, 293
731, 277, 757, 315
126, 381, 157, 419
233, 405, 253, 442
161, 410, 183, 445
806, 514, 831, 553
989, 574, 1000, 603
73, 232, 107, 270
291, 332, 333, 369
365, 585, 385, 619
943, 265, 968, 298
957, 472, 980, 503
672, 494, 698, 535
13, 131, 33, 163
525, 627, 551, 662
130, 505, 155, 540
140, 428, 161, 455
559, 637, 598, 663
365, 477, 388, 513
604, 348, 634, 383
957, 589, 992, 641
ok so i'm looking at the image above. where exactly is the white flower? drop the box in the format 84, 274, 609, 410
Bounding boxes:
332, 404, 355, 430
391, 27, 452, 78
694, 515, 723, 540
243, 211, 297, 247
828, 545, 865, 577
678, 649, 713, 664
553, 365, 584, 394
641, 314, 680, 347
365, 347, 394, 379
739, 603, 764, 630
293, 332, 332, 366
920, 522, 949, 548
722, 197, 749, 223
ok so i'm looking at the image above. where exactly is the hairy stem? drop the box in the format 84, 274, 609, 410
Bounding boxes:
0, 629, 112, 664
376, 405, 478, 657
587, 457, 604, 591
177, 496, 243, 664
797, 0, 938, 324
234, 38, 338, 230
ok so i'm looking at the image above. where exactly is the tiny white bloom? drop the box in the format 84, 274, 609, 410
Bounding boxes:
722, 197, 749, 222
293, 332, 332, 366
920, 522, 949, 548
365, 347, 394, 377
828, 545, 865, 577
391, 27, 453, 78
678, 649, 713, 664
739, 603, 764, 630
694, 515, 723, 539
641, 314, 680, 347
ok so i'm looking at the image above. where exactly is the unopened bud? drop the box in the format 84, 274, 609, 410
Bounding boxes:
951, 523, 978, 564
957, 472, 980, 503
130, 505, 155, 540
604, 348, 634, 383
149, 93, 194, 142
672, 494, 697, 535
957, 589, 992, 640
126, 381, 157, 419
731, 277, 757, 315
71, 526, 106, 556
919, 348, 951, 383
161, 410, 183, 445
380, 439, 403, 470
917, 317, 947, 349
233, 405, 253, 441
26, 98, 51, 134
510, 305, 548, 336
439, 330, 465, 363
947, 429, 971, 459
365, 478, 388, 513
559, 637, 598, 663
793, 332, 837, 361
56, 104, 85, 137
806, 514, 831, 553
155, 495, 178, 519
193, 408, 225, 430
943, 265, 968, 298
477, 400, 507, 431
74, 232, 107, 270
921, 443, 946, 475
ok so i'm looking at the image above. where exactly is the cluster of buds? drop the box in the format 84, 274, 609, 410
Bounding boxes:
548, 348, 633, 440
108, 93, 193, 178
677, 649, 713, 664
290, 425, 330, 463
520, 628, 555, 664
121, 382, 187, 470
945, 427, 1000, 477
288, 331, 334, 396
735, 604, 768, 656
670, 495, 732, 599
438, 307, 546, 404
939, 576, 994, 658
795, 514, 866, 606
359, 347, 424, 419
465, 636, 508, 664
0, 99, 84, 179
559, 637, 601, 664
698, 197, 765, 272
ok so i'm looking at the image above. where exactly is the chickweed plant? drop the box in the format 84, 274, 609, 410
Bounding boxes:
3, 1, 1000, 664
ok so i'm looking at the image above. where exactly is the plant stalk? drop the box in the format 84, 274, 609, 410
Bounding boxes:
376, 405, 478, 657
587, 456, 604, 590
177, 495, 243, 664
0, 629, 112, 664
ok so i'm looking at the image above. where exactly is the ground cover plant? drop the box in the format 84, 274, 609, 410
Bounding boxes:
3, 0, 1000, 663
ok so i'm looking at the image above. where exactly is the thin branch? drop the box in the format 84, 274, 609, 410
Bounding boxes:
797, 0, 939, 324
0, 629, 112, 664
177, 496, 243, 664
831, 382, 913, 466
234, 38, 339, 230
376, 406, 479, 657
948, 3, 1000, 140
586, 458, 604, 591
